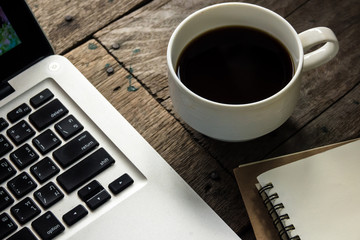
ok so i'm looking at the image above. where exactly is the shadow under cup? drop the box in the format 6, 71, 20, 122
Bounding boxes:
167, 3, 304, 141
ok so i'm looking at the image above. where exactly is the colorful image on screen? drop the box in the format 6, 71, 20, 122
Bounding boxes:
0, 6, 21, 56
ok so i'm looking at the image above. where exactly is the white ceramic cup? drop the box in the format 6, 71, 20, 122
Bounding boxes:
167, 3, 339, 142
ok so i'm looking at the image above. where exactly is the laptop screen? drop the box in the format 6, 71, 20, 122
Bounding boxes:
0, 0, 53, 83
0, 7, 22, 56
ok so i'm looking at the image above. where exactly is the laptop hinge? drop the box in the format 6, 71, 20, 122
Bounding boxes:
0, 82, 15, 100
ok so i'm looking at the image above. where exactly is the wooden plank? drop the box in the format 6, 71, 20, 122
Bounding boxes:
26, 0, 149, 53
270, 81, 360, 157
64, 39, 250, 235
286, 0, 360, 34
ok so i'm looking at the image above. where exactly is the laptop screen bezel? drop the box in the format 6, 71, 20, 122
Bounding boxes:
0, 0, 54, 83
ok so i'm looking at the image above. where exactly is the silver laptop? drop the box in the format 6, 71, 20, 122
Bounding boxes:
0, 0, 240, 239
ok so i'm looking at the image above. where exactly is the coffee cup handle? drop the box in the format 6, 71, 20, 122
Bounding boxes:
299, 27, 339, 72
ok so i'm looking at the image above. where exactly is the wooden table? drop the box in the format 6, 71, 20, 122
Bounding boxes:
27, 0, 360, 239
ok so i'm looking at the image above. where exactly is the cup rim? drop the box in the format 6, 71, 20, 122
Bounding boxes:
167, 2, 304, 108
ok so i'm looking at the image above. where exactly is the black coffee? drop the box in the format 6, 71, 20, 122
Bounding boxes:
176, 26, 294, 104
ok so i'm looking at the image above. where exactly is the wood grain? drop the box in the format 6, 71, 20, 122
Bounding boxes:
27, 0, 149, 53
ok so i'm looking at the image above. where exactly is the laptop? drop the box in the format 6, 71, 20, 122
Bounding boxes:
0, 0, 241, 239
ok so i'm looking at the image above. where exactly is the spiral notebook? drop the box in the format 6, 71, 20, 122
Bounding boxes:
234, 139, 360, 240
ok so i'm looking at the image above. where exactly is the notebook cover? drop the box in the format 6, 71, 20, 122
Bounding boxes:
234, 140, 355, 240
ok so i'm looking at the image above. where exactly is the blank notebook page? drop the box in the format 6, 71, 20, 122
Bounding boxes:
257, 140, 360, 240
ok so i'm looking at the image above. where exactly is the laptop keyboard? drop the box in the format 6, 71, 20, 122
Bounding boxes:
0, 88, 134, 239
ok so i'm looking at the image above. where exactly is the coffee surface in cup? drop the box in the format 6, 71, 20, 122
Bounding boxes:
176, 26, 294, 104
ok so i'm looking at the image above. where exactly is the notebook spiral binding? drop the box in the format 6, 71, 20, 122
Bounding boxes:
258, 183, 301, 240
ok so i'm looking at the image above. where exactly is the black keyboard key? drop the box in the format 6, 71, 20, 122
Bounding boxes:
32, 129, 61, 155
109, 174, 134, 195
10, 197, 41, 225
34, 182, 64, 209
0, 187, 14, 211
0, 213, 17, 239
0, 158, 16, 184
57, 148, 115, 193
7, 103, 32, 123
55, 115, 84, 140
10, 144, 39, 170
30, 157, 60, 183
30, 89, 54, 108
29, 99, 69, 131
7, 227, 38, 240
32, 211, 65, 240
62, 205, 88, 226
0, 117, 9, 131
53, 131, 99, 168
0, 134, 13, 157
78, 180, 104, 202
8, 172, 37, 199
86, 189, 111, 210
7, 120, 36, 146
